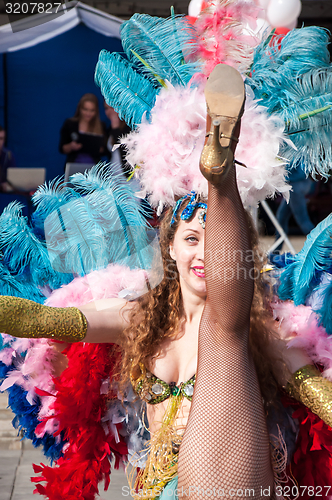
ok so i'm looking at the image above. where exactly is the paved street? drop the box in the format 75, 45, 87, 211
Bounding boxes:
0, 441, 129, 500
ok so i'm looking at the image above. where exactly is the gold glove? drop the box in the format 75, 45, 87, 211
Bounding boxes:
0, 295, 87, 343
287, 364, 332, 428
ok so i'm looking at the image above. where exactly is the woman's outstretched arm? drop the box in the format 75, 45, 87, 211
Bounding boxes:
178, 65, 274, 500
0, 295, 133, 344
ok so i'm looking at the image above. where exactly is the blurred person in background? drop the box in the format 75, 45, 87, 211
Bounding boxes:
0, 125, 16, 193
104, 102, 131, 178
59, 94, 107, 166
275, 160, 315, 251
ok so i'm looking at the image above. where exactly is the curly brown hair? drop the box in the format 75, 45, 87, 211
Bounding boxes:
120, 198, 279, 410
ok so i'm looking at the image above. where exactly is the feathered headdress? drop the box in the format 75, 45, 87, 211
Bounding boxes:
94, 4, 332, 213
95, 4, 295, 211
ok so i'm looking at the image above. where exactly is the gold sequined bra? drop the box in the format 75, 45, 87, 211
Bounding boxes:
130, 363, 195, 405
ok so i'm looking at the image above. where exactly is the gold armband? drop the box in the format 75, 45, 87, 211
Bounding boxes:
0, 295, 87, 343
287, 364, 332, 428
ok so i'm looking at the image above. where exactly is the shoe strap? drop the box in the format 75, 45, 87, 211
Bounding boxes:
205, 132, 239, 143
234, 159, 247, 168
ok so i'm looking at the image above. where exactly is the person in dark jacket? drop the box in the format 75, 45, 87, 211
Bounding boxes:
59, 94, 107, 165
0, 125, 16, 192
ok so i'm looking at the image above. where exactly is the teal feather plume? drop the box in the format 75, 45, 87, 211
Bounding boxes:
121, 13, 199, 87
44, 196, 109, 276
69, 165, 155, 271
279, 68, 332, 179
0, 165, 155, 296
95, 51, 158, 127
248, 27, 330, 90
0, 262, 45, 303
278, 214, 332, 305
31, 178, 79, 233
0, 202, 64, 291
247, 27, 332, 178
312, 276, 332, 336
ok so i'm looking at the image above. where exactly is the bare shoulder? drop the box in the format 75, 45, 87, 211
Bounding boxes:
79, 298, 137, 344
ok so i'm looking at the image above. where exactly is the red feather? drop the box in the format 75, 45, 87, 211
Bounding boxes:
32, 343, 128, 499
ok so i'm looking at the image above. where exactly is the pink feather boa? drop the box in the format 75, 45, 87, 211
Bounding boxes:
271, 301, 332, 381
122, 82, 290, 213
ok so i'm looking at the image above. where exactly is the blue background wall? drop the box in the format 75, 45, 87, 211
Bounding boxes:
0, 23, 122, 179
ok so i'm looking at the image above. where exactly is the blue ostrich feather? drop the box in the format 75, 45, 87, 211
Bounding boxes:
95, 51, 158, 127
278, 214, 332, 305
121, 13, 199, 87
42, 165, 154, 275
247, 27, 332, 179
0, 202, 66, 292
31, 178, 79, 235
69, 165, 155, 272
0, 262, 45, 303
248, 27, 330, 93
314, 278, 332, 335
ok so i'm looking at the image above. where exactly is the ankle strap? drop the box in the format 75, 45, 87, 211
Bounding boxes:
205, 132, 239, 143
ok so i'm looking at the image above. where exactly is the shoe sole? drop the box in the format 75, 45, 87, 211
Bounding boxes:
205, 64, 245, 149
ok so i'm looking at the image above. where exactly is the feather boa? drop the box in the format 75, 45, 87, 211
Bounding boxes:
271, 301, 332, 381
122, 82, 290, 212
0, 264, 148, 499
30, 264, 149, 498
193, 0, 261, 75
271, 298, 332, 495
282, 397, 332, 499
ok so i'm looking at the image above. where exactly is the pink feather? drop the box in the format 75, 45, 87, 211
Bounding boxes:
194, 0, 261, 75
272, 301, 332, 381
122, 83, 290, 211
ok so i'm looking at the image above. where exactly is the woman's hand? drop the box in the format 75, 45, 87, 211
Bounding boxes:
62, 141, 82, 154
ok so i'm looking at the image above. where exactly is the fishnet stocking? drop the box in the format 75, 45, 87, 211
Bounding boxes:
177, 168, 274, 499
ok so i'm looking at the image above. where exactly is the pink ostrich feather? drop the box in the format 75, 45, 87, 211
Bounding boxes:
194, 0, 261, 75
272, 301, 332, 382
46, 264, 148, 308
122, 83, 290, 212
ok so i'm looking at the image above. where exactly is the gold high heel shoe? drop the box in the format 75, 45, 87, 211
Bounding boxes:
199, 64, 245, 185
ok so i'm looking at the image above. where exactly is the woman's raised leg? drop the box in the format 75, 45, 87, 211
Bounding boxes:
177, 65, 274, 500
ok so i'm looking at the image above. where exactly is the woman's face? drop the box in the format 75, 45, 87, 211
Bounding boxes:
80, 101, 97, 122
169, 211, 206, 298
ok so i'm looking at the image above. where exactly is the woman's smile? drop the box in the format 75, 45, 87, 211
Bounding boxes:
191, 266, 205, 278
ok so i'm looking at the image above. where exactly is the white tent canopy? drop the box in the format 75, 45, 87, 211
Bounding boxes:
0, 1, 123, 53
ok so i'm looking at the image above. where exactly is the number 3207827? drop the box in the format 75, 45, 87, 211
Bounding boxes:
5, 3, 62, 14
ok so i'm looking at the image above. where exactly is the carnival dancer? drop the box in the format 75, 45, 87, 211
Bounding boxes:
1, 5, 332, 500
0, 64, 331, 500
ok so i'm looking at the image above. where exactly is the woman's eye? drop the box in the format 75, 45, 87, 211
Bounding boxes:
185, 236, 198, 243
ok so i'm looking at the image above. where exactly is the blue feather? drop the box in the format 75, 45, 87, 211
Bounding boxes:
278, 214, 332, 305
278, 69, 332, 179
0, 262, 45, 302
247, 27, 332, 178
0, 202, 65, 291
69, 165, 155, 272
249, 27, 330, 88
95, 51, 158, 127
31, 178, 79, 235
314, 277, 332, 335
43, 195, 110, 276
0, 360, 65, 461
121, 13, 199, 87
41, 165, 154, 276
